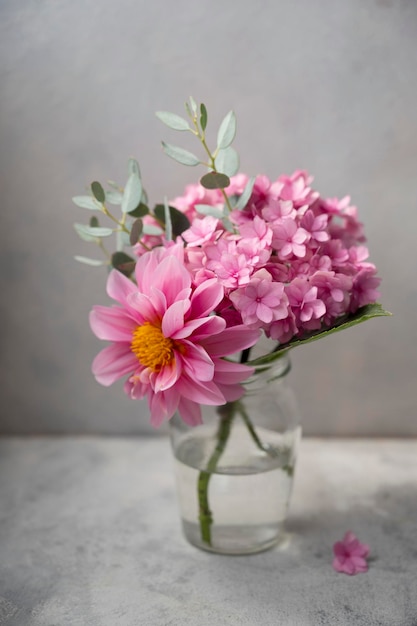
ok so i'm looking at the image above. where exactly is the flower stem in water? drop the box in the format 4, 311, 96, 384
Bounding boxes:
197, 403, 235, 545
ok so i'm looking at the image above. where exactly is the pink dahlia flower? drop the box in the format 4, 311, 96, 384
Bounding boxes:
89, 248, 259, 427
333, 531, 370, 575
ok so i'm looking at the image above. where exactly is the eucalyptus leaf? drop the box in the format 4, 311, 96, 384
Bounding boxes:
74, 223, 113, 239
89, 216, 99, 228
72, 196, 101, 211
142, 223, 164, 236
105, 190, 123, 205
74, 255, 105, 267
111, 251, 136, 277
200, 103, 208, 131
128, 202, 149, 218
195, 204, 225, 219
74, 223, 98, 242
91, 181, 105, 203
214, 147, 240, 177
129, 218, 143, 246
107, 180, 121, 190
154, 204, 190, 237
235, 176, 256, 210
217, 110, 237, 150
155, 111, 190, 131
200, 171, 230, 190
128, 158, 141, 178
222, 216, 235, 232
121, 172, 143, 214
189, 96, 198, 115
161, 142, 200, 166
163, 197, 173, 241
248, 303, 391, 366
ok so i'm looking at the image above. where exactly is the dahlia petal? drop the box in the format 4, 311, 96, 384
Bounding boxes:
171, 315, 225, 340
189, 278, 224, 318
162, 300, 188, 337
212, 359, 254, 385
89, 306, 136, 341
126, 292, 160, 324
177, 398, 203, 426
180, 341, 214, 382
107, 270, 137, 306
92, 344, 138, 386
149, 388, 180, 427
151, 359, 182, 392
152, 256, 191, 306
215, 382, 245, 402
199, 326, 260, 357
175, 376, 225, 405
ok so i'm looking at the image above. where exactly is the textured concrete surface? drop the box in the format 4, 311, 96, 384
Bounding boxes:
0, 1, 416, 436
0, 437, 416, 625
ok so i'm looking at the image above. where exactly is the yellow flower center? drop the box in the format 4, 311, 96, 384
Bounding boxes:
131, 322, 175, 372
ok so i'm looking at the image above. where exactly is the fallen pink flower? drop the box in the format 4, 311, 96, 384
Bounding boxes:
332, 531, 370, 575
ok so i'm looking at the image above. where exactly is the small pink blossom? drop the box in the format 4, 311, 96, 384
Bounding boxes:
229, 269, 289, 327
272, 218, 308, 259
333, 531, 370, 575
182, 215, 220, 247
285, 278, 326, 324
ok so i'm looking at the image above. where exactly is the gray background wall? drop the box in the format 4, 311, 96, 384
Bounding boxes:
0, 0, 415, 436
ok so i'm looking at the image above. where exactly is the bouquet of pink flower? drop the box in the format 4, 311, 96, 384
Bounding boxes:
73, 97, 388, 429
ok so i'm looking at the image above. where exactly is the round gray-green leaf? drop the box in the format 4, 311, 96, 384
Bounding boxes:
215, 146, 240, 177
122, 172, 143, 214
200, 171, 230, 190
74, 255, 105, 267
217, 110, 237, 150
162, 142, 200, 166
156, 111, 190, 131
195, 204, 225, 219
72, 196, 101, 211
200, 103, 208, 131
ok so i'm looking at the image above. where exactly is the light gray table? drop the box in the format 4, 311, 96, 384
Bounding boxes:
0, 437, 416, 626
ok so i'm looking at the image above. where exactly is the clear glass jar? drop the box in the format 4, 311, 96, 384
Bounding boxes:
169, 355, 301, 555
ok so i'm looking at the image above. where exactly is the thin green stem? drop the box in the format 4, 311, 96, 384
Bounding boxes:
197, 403, 235, 545
192, 118, 234, 215
236, 402, 268, 453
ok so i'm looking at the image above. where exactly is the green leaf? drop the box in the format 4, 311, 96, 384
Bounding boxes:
107, 180, 121, 190
89, 216, 99, 228
111, 251, 136, 277
91, 181, 105, 203
200, 171, 230, 190
235, 176, 256, 210
105, 190, 123, 205
128, 202, 149, 218
72, 195, 101, 211
154, 204, 190, 237
195, 204, 225, 219
217, 110, 236, 150
250, 303, 392, 365
129, 218, 143, 246
215, 146, 240, 177
161, 142, 200, 166
74, 223, 113, 240
128, 158, 141, 178
74, 255, 105, 267
121, 172, 143, 214
142, 223, 164, 236
155, 111, 190, 131
200, 103, 208, 131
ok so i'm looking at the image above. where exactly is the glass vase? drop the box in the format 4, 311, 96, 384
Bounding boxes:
169, 355, 301, 555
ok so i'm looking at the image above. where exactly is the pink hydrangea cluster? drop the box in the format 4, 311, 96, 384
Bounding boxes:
162, 170, 380, 345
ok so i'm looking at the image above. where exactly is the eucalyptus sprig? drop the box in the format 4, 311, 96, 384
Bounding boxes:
156, 97, 255, 231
